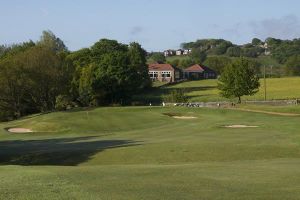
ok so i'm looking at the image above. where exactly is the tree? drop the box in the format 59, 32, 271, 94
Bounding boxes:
21, 45, 70, 111
167, 59, 180, 67
209, 41, 233, 55
179, 58, 195, 68
285, 55, 300, 76
252, 38, 262, 46
66, 48, 91, 68
38, 30, 68, 53
0, 43, 69, 119
204, 56, 232, 74
163, 89, 188, 103
218, 58, 260, 103
226, 46, 242, 57
181, 39, 233, 55
241, 47, 264, 58
0, 41, 35, 59
148, 52, 166, 63
65, 48, 92, 101
190, 48, 207, 64
74, 39, 150, 105
0, 55, 30, 118
128, 42, 151, 89
78, 64, 97, 106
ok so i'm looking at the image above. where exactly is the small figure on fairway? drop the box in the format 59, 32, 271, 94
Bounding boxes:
162, 102, 165, 107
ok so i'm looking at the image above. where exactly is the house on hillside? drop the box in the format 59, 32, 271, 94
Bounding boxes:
176, 49, 184, 56
183, 49, 192, 55
148, 63, 182, 83
164, 50, 175, 57
183, 64, 217, 80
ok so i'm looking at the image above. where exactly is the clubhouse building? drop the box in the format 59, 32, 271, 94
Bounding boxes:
148, 63, 182, 83
148, 63, 217, 83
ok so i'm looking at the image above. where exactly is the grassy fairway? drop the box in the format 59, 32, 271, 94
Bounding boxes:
1, 106, 300, 199
135, 77, 300, 103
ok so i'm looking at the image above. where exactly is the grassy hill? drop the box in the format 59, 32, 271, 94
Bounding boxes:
1, 106, 300, 199
134, 77, 300, 103
164, 55, 284, 77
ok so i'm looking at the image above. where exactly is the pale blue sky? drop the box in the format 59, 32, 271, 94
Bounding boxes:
1, 0, 300, 51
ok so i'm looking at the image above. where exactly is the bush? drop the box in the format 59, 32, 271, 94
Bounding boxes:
0, 110, 14, 122
163, 89, 188, 103
55, 95, 73, 111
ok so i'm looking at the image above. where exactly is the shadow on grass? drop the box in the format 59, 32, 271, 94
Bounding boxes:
0, 136, 140, 166
133, 86, 217, 104
163, 86, 217, 93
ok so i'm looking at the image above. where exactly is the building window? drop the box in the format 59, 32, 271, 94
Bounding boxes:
161, 71, 171, 78
149, 71, 158, 79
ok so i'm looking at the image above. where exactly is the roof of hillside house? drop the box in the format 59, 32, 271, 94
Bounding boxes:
184, 64, 205, 72
148, 63, 175, 71
184, 64, 215, 73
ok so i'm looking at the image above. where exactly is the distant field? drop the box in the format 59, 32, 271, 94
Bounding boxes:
1, 106, 300, 199
135, 77, 300, 103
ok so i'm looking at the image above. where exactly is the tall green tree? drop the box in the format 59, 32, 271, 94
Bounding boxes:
190, 48, 207, 64
204, 56, 232, 74
226, 46, 242, 57
74, 39, 150, 105
252, 38, 262, 46
21, 46, 70, 111
0, 55, 30, 119
0, 42, 71, 120
148, 52, 166, 63
218, 58, 260, 103
38, 30, 68, 53
128, 42, 151, 89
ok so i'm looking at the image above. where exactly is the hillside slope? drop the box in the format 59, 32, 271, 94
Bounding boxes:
134, 77, 300, 103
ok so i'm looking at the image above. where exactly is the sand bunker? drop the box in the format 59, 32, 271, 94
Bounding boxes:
7, 128, 33, 133
172, 116, 198, 119
163, 113, 197, 119
224, 125, 259, 128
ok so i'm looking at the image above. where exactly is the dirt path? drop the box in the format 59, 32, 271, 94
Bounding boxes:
228, 108, 300, 116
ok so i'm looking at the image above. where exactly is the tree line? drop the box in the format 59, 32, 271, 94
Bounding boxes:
148, 37, 300, 76
0, 31, 150, 121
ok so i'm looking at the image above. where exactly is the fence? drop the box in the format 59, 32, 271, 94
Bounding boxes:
166, 99, 299, 108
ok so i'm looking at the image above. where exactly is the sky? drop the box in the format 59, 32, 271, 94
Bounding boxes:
1, 0, 300, 51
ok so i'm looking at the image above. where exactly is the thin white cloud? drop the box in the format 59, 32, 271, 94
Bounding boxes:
130, 26, 144, 35
249, 15, 300, 40
40, 8, 49, 17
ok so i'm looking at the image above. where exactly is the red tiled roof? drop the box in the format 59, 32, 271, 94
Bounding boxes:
184, 64, 205, 72
148, 63, 175, 71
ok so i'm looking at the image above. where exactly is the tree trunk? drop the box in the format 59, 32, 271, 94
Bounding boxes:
238, 96, 241, 104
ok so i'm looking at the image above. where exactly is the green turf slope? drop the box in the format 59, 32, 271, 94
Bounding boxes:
1, 106, 300, 199
135, 77, 300, 103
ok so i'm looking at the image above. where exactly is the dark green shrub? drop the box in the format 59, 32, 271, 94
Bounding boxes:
163, 89, 188, 103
